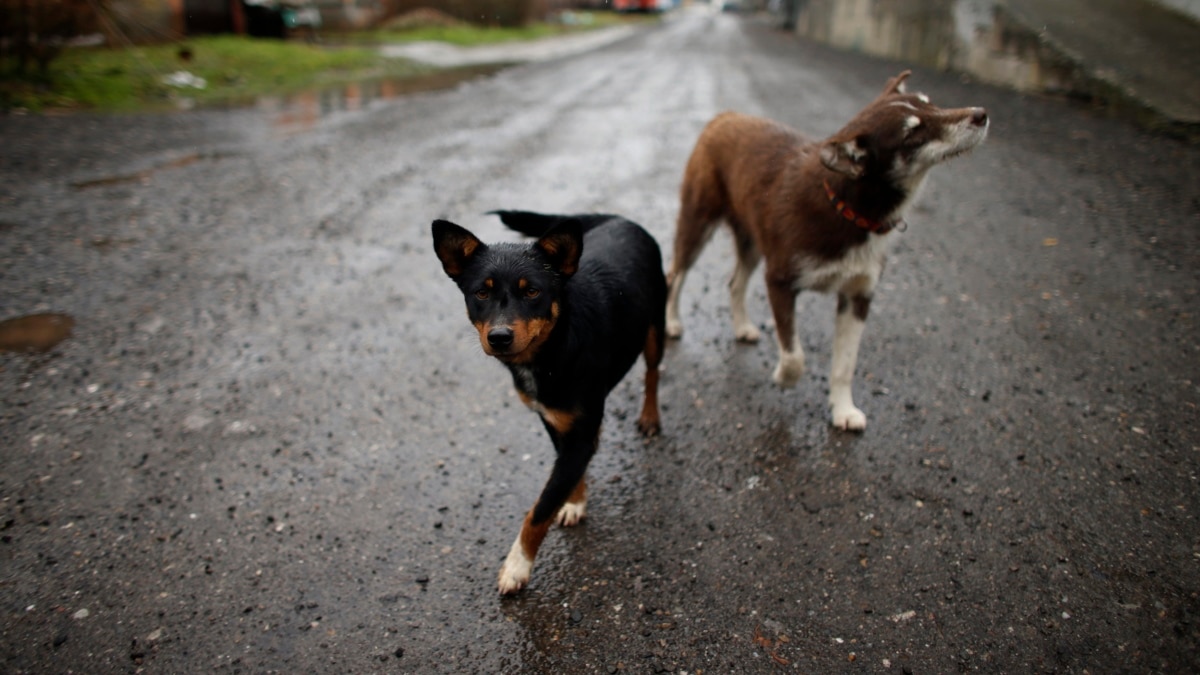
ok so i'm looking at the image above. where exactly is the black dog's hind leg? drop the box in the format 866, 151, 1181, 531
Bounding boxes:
498, 412, 600, 595
637, 324, 664, 436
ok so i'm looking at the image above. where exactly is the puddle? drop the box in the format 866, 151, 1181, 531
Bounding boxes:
256, 64, 508, 136
0, 313, 75, 353
793, 0, 1079, 94
71, 65, 508, 189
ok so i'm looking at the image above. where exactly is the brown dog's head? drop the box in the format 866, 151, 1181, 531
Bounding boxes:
819, 71, 988, 191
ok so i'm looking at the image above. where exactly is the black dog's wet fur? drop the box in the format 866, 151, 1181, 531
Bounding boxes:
432, 210, 666, 591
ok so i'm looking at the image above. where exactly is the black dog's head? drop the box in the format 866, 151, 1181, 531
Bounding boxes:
432, 219, 582, 364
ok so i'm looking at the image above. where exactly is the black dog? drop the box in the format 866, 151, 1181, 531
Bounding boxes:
432, 210, 667, 594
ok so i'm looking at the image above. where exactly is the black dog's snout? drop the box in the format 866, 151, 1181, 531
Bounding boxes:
971, 108, 988, 127
487, 327, 515, 349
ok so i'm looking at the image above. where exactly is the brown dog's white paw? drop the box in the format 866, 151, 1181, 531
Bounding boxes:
665, 317, 684, 339
734, 323, 761, 343
832, 404, 867, 431
772, 353, 804, 388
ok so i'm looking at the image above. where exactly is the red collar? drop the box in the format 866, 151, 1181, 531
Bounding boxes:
823, 180, 905, 234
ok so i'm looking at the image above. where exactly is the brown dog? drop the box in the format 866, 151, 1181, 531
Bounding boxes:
665, 71, 988, 430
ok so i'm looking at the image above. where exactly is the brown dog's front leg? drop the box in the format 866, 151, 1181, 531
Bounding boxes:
766, 274, 804, 387
830, 292, 871, 430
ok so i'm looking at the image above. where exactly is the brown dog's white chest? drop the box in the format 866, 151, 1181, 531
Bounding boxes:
791, 234, 891, 295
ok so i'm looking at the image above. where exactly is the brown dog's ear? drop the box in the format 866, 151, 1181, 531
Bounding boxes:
819, 137, 868, 178
878, 70, 911, 98
432, 219, 485, 279
534, 219, 583, 278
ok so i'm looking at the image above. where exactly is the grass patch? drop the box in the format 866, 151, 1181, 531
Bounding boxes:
1, 35, 432, 113
0, 10, 652, 114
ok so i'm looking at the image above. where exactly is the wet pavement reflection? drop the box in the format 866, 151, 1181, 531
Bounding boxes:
258, 65, 508, 136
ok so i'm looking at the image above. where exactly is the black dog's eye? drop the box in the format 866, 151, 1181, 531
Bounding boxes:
524, 287, 540, 299
475, 289, 490, 300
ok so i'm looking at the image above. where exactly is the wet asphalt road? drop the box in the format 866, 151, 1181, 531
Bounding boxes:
3, 7, 1200, 674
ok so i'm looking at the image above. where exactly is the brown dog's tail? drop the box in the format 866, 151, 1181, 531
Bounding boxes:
490, 210, 616, 238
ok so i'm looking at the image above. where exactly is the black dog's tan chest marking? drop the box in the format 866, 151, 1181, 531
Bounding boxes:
513, 366, 577, 434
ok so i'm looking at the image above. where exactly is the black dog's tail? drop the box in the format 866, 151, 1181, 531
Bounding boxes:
490, 210, 617, 237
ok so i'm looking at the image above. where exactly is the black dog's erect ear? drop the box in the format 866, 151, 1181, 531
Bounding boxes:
432, 219, 485, 279
534, 219, 583, 278
819, 135, 869, 178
